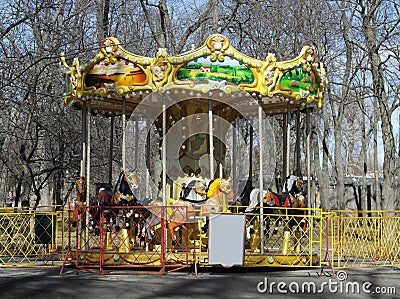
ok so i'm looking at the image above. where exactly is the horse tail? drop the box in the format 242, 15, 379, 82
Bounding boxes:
247, 188, 260, 210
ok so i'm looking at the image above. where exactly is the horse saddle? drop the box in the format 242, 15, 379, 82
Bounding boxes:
98, 188, 114, 206
267, 190, 291, 207
180, 180, 207, 203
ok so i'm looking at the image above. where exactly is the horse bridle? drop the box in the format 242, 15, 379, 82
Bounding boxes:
125, 172, 138, 189
295, 178, 303, 191
219, 180, 232, 195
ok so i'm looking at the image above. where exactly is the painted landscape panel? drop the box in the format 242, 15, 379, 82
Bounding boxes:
85, 58, 147, 90
177, 55, 254, 85
279, 66, 318, 97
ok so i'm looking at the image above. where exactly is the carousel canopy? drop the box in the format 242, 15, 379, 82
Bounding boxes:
60, 34, 326, 116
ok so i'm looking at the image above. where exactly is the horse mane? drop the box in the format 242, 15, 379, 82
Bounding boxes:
181, 180, 198, 199
113, 171, 125, 194
283, 175, 297, 193
206, 178, 221, 198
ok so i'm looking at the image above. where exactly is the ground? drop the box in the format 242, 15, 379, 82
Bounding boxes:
0, 266, 399, 298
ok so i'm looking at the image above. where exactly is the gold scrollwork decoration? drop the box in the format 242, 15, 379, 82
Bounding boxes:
207, 34, 229, 62
60, 53, 84, 98
100, 38, 120, 65
61, 34, 326, 111
151, 48, 172, 88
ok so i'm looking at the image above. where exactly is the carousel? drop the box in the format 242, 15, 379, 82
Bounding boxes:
60, 34, 326, 273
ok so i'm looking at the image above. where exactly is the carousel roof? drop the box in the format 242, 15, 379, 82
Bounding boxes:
60, 34, 326, 116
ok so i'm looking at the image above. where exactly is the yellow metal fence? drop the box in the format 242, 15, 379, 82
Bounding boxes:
1, 207, 400, 270
328, 210, 400, 268
237, 207, 323, 267
0, 207, 67, 267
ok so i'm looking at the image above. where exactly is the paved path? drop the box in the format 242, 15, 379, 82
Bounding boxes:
1, 266, 399, 298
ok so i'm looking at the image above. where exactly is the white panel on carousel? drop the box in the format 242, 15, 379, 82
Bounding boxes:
208, 213, 245, 266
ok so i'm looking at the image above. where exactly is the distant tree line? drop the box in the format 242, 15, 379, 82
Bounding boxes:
0, 0, 398, 210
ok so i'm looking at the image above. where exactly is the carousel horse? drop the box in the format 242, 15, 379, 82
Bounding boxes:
263, 175, 307, 232
246, 175, 304, 213
97, 170, 147, 240
244, 175, 307, 240
85, 170, 147, 241
180, 178, 209, 202
142, 177, 234, 247
75, 176, 114, 233
230, 179, 253, 213
88, 183, 114, 235
262, 175, 307, 254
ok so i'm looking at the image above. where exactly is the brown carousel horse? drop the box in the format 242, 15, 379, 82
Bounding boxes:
245, 175, 307, 239
264, 185, 307, 233
263, 175, 306, 216
90, 170, 146, 240
142, 178, 234, 247
75, 176, 114, 232
263, 175, 307, 254
247, 175, 305, 209
75, 170, 144, 238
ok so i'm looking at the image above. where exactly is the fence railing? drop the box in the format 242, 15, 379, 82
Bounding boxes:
1, 206, 400, 272
328, 210, 400, 268
0, 207, 67, 267
64, 205, 194, 273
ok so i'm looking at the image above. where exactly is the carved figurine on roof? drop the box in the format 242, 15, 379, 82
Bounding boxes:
60, 34, 326, 114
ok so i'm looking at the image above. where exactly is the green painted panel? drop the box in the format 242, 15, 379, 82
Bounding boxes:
279, 66, 318, 96
177, 55, 254, 85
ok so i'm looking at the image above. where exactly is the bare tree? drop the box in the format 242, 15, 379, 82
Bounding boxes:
355, 0, 400, 209
137, 0, 216, 54
1, 0, 399, 211
0, 0, 90, 207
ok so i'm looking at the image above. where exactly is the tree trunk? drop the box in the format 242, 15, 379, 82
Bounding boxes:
318, 104, 330, 211
362, 1, 397, 209
360, 101, 367, 211
373, 98, 381, 209
96, 0, 110, 41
